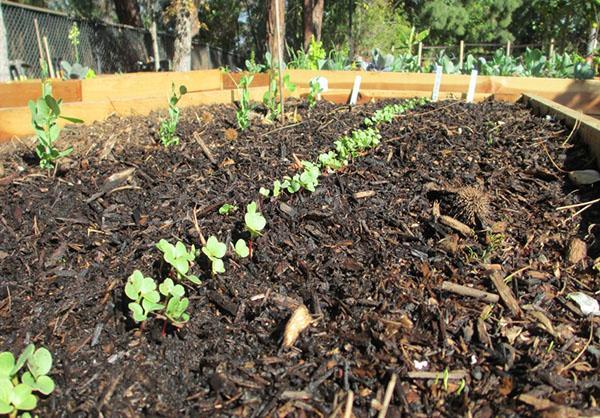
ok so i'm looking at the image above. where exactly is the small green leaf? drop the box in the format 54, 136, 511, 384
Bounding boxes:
0, 353, 15, 378
212, 258, 225, 275
59, 115, 83, 124
186, 274, 201, 285
0, 377, 13, 406
34, 375, 55, 395
11, 384, 36, 411
234, 239, 249, 258
218, 203, 238, 215
171, 284, 185, 298
179, 85, 187, 95
159, 278, 174, 296
0, 400, 11, 414
173, 257, 189, 275
13, 345, 34, 376
259, 187, 270, 197
44, 96, 60, 116
27, 346, 52, 378
129, 302, 146, 322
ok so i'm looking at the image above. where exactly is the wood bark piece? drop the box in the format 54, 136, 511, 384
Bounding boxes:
194, 132, 217, 166
353, 190, 375, 199
439, 215, 475, 236
567, 238, 587, 264
490, 272, 522, 317
441, 281, 499, 303
283, 304, 312, 348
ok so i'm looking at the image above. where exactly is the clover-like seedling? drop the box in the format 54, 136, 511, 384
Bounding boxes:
233, 239, 250, 258
156, 239, 200, 284
218, 203, 238, 215
125, 270, 164, 322
0, 344, 55, 416
201, 236, 227, 275
245, 201, 266, 238
158, 278, 190, 326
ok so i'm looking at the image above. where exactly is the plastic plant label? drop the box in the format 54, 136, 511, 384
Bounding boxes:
466, 69, 478, 103
350, 75, 362, 105
431, 65, 442, 102
567, 292, 599, 316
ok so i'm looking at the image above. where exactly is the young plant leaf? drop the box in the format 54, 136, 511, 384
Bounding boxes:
234, 239, 250, 258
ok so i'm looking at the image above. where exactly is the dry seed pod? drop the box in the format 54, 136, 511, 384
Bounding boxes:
224, 128, 238, 141
283, 304, 312, 348
567, 238, 586, 265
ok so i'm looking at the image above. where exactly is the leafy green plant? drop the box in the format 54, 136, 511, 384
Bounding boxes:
263, 72, 296, 121
236, 73, 254, 130
68, 22, 80, 63
218, 203, 238, 215
28, 81, 83, 171
125, 272, 190, 326
307, 78, 323, 109
60, 60, 91, 80
159, 83, 187, 147
0, 344, 55, 417
233, 239, 249, 258
125, 270, 163, 322
318, 151, 347, 171
245, 201, 266, 238
158, 278, 190, 326
156, 239, 200, 284
201, 236, 227, 276
245, 50, 265, 73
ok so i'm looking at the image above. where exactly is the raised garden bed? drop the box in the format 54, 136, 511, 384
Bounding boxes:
0, 98, 598, 417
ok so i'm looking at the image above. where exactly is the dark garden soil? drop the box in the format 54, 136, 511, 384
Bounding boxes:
0, 99, 599, 417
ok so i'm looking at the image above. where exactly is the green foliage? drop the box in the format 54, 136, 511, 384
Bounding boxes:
307, 78, 324, 109
201, 236, 227, 275
353, 0, 412, 54
218, 203, 238, 215
397, 26, 429, 54
68, 22, 80, 63
125, 272, 190, 326
28, 81, 83, 171
245, 51, 265, 73
60, 60, 90, 80
0, 344, 55, 416
159, 278, 190, 325
335, 128, 382, 160
159, 83, 187, 147
125, 270, 163, 322
236, 73, 254, 130
244, 201, 266, 238
318, 150, 347, 171
234, 239, 250, 258
156, 239, 200, 284
263, 71, 296, 121
287, 37, 325, 70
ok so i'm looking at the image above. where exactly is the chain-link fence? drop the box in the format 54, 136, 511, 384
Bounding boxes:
1, 0, 242, 79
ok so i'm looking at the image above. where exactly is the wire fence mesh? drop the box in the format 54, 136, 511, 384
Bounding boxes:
1, 0, 242, 79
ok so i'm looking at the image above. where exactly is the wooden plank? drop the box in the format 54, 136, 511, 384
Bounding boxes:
81, 69, 222, 101
222, 72, 270, 89
523, 94, 600, 170
0, 87, 268, 141
0, 79, 81, 108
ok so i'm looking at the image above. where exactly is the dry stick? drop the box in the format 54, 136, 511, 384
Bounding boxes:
556, 197, 600, 211
407, 370, 468, 380
559, 322, 594, 374
343, 391, 354, 418
33, 19, 46, 72
562, 202, 595, 225
377, 373, 397, 418
562, 115, 581, 147
441, 281, 499, 303
274, 0, 285, 124
42, 36, 55, 79
192, 206, 207, 246
489, 272, 522, 317
503, 265, 531, 283
540, 142, 567, 173
193, 132, 217, 167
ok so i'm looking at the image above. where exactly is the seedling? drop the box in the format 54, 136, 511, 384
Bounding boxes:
298, 161, 320, 192
125, 270, 163, 322
0, 344, 55, 417
244, 201, 266, 238
233, 239, 250, 258
158, 278, 190, 326
244, 202, 266, 258
236, 74, 254, 130
318, 151, 347, 171
307, 78, 323, 109
259, 187, 271, 197
263, 58, 296, 121
28, 81, 83, 171
156, 239, 200, 284
201, 236, 227, 276
159, 83, 187, 146
218, 203, 238, 215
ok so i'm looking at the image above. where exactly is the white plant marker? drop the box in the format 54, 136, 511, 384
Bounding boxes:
466, 69, 478, 103
431, 65, 442, 102
350, 75, 362, 105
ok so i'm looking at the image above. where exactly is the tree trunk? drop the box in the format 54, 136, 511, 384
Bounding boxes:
150, 19, 160, 71
303, 0, 324, 50
0, 4, 9, 82
172, 6, 193, 72
113, 0, 142, 27
267, 0, 285, 64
